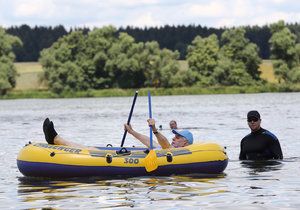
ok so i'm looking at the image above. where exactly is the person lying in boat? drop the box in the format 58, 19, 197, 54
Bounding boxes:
124, 118, 193, 149
43, 118, 96, 149
239, 110, 283, 160
43, 118, 193, 150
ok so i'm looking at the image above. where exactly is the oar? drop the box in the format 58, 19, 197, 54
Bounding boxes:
120, 90, 139, 147
144, 90, 158, 172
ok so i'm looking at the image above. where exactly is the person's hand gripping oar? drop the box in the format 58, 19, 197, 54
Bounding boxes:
144, 91, 158, 172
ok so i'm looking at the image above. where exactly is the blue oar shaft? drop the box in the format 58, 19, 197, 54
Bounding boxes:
148, 91, 153, 149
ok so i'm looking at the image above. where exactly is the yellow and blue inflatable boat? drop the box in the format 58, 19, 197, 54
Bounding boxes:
17, 142, 228, 178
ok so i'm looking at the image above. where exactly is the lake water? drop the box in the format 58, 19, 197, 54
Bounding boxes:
1, 93, 299, 209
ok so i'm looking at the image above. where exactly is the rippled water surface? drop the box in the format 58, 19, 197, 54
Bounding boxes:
1, 93, 300, 209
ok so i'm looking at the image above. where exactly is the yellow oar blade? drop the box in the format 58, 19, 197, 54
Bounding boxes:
144, 150, 158, 172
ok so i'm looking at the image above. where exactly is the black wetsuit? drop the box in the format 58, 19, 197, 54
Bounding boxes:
239, 128, 283, 160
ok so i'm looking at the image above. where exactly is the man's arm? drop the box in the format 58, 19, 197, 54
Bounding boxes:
239, 139, 246, 160
269, 137, 283, 159
148, 119, 172, 149
124, 124, 159, 148
264, 131, 283, 159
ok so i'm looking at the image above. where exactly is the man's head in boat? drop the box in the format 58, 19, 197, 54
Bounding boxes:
171, 129, 193, 148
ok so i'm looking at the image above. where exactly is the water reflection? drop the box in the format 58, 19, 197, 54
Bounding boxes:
240, 160, 283, 174
17, 174, 228, 208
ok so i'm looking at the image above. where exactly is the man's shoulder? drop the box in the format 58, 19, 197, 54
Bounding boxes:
261, 128, 278, 140
241, 133, 252, 141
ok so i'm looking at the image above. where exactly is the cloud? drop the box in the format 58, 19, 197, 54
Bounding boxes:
215, 18, 236, 28
183, 0, 264, 27
1, 0, 300, 28
251, 11, 300, 26
231, 0, 254, 17
83, 0, 159, 9
128, 12, 162, 27
187, 1, 226, 18
13, 0, 56, 18
76, 20, 112, 29
112, 0, 159, 7
184, 0, 300, 27
271, 0, 287, 4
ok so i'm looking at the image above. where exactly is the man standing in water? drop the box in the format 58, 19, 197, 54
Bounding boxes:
239, 110, 283, 160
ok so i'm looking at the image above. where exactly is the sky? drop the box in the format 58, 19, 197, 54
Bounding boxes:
1, 0, 300, 29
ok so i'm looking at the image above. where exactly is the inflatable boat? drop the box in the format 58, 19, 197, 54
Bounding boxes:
17, 142, 228, 178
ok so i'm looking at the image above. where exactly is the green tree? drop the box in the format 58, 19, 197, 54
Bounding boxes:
186, 34, 219, 85
269, 20, 300, 83
106, 35, 182, 88
7, 24, 68, 61
288, 66, 300, 83
40, 31, 87, 93
104, 32, 145, 88
219, 27, 262, 80
82, 26, 116, 88
142, 42, 182, 88
40, 26, 183, 93
0, 27, 22, 95
186, 28, 261, 86
272, 60, 289, 83
270, 21, 297, 66
212, 56, 253, 86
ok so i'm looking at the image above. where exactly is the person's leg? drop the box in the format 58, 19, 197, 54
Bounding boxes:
53, 135, 88, 148
43, 118, 98, 150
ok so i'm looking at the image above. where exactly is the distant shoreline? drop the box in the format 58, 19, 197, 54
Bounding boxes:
2, 61, 298, 99
2, 85, 300, 99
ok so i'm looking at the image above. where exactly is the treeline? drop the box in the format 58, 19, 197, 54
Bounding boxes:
6, 23, 300, 62
1, 21, 300, 96
39, 26, 182, 93
120, 25, 274, 60
38, 21, 300, 95
6, 25, 68, 61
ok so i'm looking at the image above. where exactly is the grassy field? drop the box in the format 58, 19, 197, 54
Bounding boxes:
14, 62, 46, 90
258, 60, 278, 83
15, 62, 43, 73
